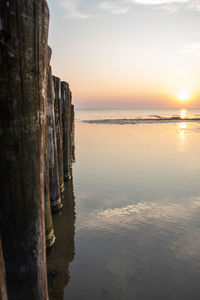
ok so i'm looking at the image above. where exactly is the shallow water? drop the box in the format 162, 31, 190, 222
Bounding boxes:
48, 109, 200, 300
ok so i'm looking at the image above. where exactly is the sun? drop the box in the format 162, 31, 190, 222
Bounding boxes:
177, 90, 190, 102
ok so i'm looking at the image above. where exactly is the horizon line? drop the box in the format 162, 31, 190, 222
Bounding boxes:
75, 107, 200, 110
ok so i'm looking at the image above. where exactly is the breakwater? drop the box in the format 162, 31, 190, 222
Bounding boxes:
0, 1, 74, 299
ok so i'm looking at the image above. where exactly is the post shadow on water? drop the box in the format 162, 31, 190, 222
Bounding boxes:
47, 177, 76, 300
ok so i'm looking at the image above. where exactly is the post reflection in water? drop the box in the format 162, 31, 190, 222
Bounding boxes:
47, 178, 76, 300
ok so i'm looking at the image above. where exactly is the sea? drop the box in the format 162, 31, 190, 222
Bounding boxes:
48, 108, 200, 300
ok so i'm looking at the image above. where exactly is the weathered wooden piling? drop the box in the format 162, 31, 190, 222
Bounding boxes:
0, 239, 8, 300
45, 139, 56, 248
45, 47, 56, 248
45, 160, 56, 248
69, 94, 75, 164
53, 76, 65, 195
47, 50, 62, 212
71, 104, 75, 162
0, 0, 49, 298
61, 82, 72, 181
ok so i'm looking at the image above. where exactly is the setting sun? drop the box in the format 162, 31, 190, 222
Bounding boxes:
177, 91, 190, 102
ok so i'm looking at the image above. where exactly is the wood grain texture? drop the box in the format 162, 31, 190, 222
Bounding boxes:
0, 1, 49, 298
47, 59, 62, 211
53, 76, 65, 195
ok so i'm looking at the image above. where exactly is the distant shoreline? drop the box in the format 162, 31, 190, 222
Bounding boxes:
82, 117, 200, 125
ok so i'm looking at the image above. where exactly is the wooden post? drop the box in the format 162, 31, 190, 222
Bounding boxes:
71, 104, 75, 162
45, 151, 56, 248
53, 76, 65, 195
45, 47, 56, 248
61, 82, 72, 181
0, 0, 49, 298
47, 56, 62, 212
0, 239, 8, 300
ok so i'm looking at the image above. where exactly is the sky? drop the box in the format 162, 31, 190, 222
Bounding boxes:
47, 0, 200, 109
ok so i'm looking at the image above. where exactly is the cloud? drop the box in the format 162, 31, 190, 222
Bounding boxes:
187, 0, 200, 11
133, 0, 189, 4
60, 0, 90, 19
180, 42, 200, 56
98, 1, 130, 15
130, 0, 200, 13
57, 0, 200, 19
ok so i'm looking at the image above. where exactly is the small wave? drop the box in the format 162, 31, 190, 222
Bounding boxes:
82, 117, 200, 125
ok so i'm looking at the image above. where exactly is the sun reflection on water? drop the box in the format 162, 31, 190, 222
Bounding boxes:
180, 122, 187, 130
178, 122, 187, 152
180, 109, 187, 119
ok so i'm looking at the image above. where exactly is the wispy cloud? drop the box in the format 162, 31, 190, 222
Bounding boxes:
60, 0, 90, 19
187, 0, 200, 11
180, 42, 200, 56
58, 0, 200, 19
98, 1, 130, 15
133, 0, 189, 4
130, 0, 200, 13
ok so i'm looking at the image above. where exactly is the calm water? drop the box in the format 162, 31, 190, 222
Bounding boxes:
48, 108, 200, 300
